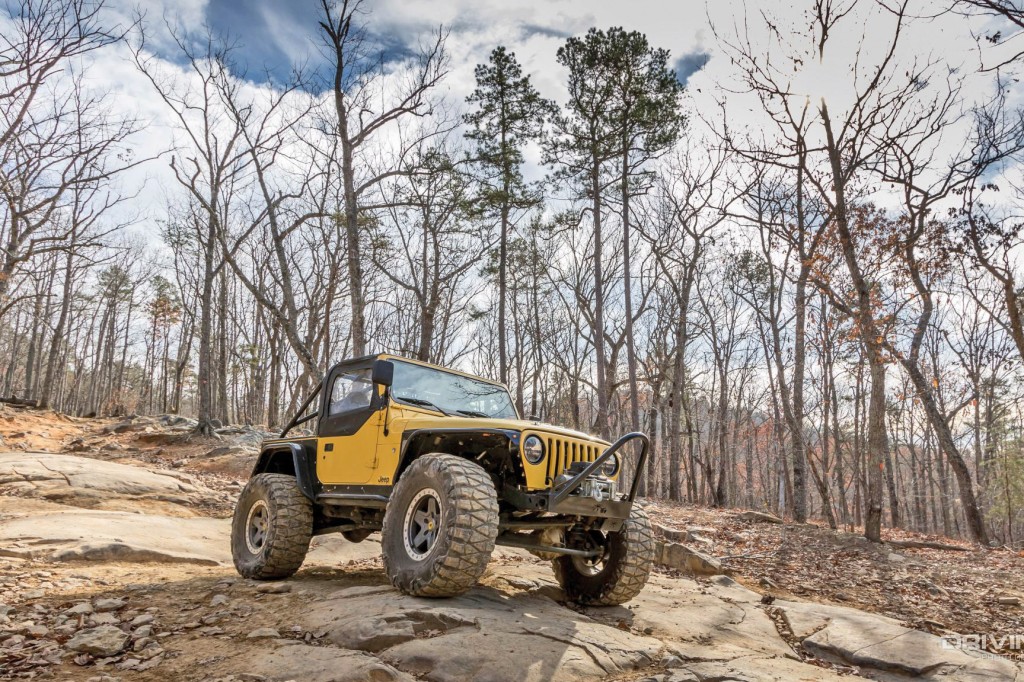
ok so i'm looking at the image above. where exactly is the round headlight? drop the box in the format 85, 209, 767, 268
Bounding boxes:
600, 454, 620, 477
523, 435, 544, 464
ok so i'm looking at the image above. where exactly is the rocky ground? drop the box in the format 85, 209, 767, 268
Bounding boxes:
647, 505, 1024, 647
0, 406, 1021, 681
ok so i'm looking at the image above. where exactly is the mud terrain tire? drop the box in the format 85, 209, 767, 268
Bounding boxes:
231, 473, 312, 580
553, 507, 655, 605
382, 453, 499, 597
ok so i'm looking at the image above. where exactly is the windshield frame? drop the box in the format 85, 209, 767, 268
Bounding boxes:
389, 359, 519, 420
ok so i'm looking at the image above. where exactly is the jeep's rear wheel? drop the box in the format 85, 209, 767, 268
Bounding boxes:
231, 473, 312, 580
382, 453, 499, 597
553, 507, 655, 606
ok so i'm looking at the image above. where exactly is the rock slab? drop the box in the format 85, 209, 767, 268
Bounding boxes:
778, 599, 1021, 681
0, 511, 230, 564
302, 583, 663, 682
0, 452, 212, 508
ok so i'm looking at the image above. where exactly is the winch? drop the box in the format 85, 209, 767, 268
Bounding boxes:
554, 461, 618, 502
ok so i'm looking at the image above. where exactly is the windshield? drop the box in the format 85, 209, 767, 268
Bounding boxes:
391, 360, 518, 419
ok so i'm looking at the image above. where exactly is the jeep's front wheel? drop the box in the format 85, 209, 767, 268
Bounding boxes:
231, 473, 312, 580
553, 507, 655, 606
382, 453, 499, 597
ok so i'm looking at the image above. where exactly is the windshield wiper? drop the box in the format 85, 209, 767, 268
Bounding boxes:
395, 396, 455, 416
455, 409, 489, 418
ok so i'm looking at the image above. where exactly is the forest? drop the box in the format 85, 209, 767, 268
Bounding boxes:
2, 0, 1024, 547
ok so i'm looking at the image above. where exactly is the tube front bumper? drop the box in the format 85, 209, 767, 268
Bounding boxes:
505, 432, 651, 521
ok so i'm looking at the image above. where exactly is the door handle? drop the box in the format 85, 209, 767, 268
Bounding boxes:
324, 443, 334, 452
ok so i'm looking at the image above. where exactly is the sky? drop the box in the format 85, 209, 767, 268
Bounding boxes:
23, 0, 1022, 249
139, 0, 718, 99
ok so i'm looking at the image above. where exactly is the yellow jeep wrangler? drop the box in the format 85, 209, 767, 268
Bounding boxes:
230, 354, 654, 605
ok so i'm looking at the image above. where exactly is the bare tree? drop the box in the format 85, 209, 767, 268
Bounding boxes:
638, 143, 734, 502
316, 0, 449, 356
372, 140, 490, 363
1, 0, 140, 318
716, 0, 978, 542
216, 67, 331, 384
133, 26, 249, 435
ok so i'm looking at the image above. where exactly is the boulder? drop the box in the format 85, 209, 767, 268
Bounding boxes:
215, 427, 268, 449
256, 583, 292, 594
684, 529, 714, 548
134, 432, 188, 446
246, 628, 280, 639
156, 414, 194, 428
66, 625, 129, 656
734, 510, 783, 524
105, 421, 151, 434
656, 541, 724, 576
202, 446, 249, 458
89, 612, 119, 625
653, 524, 688, 543
93, 598, 126, 612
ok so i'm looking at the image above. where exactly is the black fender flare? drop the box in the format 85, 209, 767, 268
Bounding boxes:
397, 428, 522, 480
251, 443, 318, 500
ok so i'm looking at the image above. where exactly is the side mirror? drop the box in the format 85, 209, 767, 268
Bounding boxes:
372, 359, 394, 387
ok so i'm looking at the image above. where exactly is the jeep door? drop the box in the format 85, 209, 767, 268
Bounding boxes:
316, 364, 383, 484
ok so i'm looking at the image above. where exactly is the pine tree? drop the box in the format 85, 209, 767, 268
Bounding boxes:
602, 27, 685, 436
465, 47, 554, 386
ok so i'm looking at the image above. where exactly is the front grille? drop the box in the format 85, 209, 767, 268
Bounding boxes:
543, 436, 603, 485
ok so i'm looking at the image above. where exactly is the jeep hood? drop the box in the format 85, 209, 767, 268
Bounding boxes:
396, 412, 610, 445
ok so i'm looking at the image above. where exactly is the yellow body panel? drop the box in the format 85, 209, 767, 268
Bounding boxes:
317, 388, 385, 484
373, 404, 422, 486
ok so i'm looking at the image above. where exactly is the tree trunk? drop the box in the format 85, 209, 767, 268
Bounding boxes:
898, 358, 989, 544
195, 215, 217, 436
217, 268, 229, 425
332, 56, 367, 357
820, 100, 886, 542
591, 158, 609, 438
39, 250, 75, 409
498, 188, 509, 385
864, 354, 887, 541
621, 148, 641, 437
24, 291, 42, 399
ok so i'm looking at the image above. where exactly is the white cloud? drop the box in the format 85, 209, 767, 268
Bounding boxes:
12, 0, 1016, 258
103, 0, 210, 51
